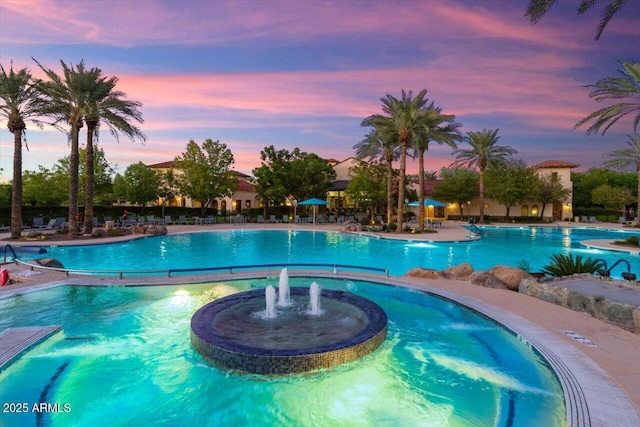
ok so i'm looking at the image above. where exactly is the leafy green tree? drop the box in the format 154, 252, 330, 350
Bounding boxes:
592, 184, 634, 215
22, 166, 68, 214
413, 105, 461, 230
572, 167, 637, 209
452, 129, 516, 223
603, 134, 640, 213
53, 146, 117, 205
0, 184, 11, 208
289, 152, 336, 202
113, 162, 160, 212
432, 167, 478, 217
485, 160, 538, 220
174, 139, 237, 217
82, 71, 145, 234
252, 146, 293, 213
33, 59, 104, 237
526, 0, 629, 40
575, 60, 640, 134
0, 62, 41, 238
354, 127, 399, 227
345, 161, 387, 222
363, 89, 432, 232
534, 174, 571, 218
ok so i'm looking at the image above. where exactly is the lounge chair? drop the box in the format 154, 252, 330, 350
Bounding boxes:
282, 215, 290, 223
178, 215, 192, 225
581, 216, 589, 222
257, 215, 265, 223
33, 217, 45, 228
44, 219, 57, 229
589, 216, 599, 223
619, 216, 627, 225
328, 215, 336, 223
164, 215, 173, 225
269, 215, 278, 223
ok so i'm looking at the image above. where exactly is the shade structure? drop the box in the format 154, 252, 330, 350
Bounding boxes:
297, 198, 330, 224
406, 198, 447, 225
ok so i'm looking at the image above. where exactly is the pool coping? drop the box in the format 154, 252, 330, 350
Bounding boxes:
1, 270, 638, 426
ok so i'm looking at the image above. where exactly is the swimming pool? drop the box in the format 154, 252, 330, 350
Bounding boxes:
23, 226, 640, 277
0, 277, 565, 426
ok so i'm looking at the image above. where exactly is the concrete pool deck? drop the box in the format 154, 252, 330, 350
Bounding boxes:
1, 221, 639, 425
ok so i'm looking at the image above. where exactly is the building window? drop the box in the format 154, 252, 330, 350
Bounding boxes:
531, 205, 539, 216
521, 205, 529, 216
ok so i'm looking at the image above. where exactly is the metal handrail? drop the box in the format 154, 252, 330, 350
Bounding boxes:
12, 258, 389, 279
3, 244, 18, 264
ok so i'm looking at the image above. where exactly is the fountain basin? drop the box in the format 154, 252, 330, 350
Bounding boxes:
191, 287, 388, 375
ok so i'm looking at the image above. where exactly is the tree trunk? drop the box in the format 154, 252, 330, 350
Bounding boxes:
396, 140, 407, 233
385, 154, 394, 228
636, 163, 640, 220
478, 169, 485, 224
83, 120, 97, 235
68, 124, 81, 238
10, 123, 25, 239
417, 148, 425, 231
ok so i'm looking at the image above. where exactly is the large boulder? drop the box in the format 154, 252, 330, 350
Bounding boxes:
470, 271, 508, 289
442, 263, 473, 280
405, 267, 445, 279
489, 265, 531, 291
35, 258, 64, 269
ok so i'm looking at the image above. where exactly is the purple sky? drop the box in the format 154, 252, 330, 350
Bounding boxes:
1, 0, 639, 180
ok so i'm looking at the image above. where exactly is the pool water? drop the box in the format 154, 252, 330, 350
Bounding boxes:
0, 278, 564, 426
25, 227, 640, 277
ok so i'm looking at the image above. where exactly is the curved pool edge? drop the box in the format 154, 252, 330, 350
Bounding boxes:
1, 269, 638, 426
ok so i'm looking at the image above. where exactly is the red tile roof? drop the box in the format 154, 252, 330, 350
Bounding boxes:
533, 160, 580, 169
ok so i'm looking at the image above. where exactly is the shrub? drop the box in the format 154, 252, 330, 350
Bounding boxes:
614, 235, 639, 247
542, 253, 604, 277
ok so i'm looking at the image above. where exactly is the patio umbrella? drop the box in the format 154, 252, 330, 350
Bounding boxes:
406, 198, 447, 224
297, 198, 330, 224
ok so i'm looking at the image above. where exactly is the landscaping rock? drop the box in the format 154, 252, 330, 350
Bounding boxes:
442, 263, 473, 280
489, 265, 531, 291
470, 271, 508, 289
405, 267, 444, 279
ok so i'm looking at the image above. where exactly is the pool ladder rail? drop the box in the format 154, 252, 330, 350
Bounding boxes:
594, 258, 637, 280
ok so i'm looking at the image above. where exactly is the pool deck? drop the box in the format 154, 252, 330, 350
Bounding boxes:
1, 221, 640, 425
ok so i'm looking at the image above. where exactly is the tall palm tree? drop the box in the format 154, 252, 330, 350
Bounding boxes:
452, 129, 516, 224
603, 134, 640, 217
413, 105, 461, 230
575, 60, 640, 135
526, 0, 628, 40
369, 89, 430, 232
82, 82, 146, 234
33, 59, 103, 238
0, 63, 41, 239
355, 123, 400, 228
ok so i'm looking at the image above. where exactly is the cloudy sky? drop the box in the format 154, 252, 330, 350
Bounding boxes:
1, 0, 639, 180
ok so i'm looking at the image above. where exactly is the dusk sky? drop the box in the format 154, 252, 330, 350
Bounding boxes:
1, 0, 639, 181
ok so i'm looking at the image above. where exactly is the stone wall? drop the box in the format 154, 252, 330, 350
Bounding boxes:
520, 277, 640, 334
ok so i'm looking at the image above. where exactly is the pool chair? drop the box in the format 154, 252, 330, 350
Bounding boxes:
32, 217, 45, 228
257, 215, 265, 223
589, 216, 599, 223
44, 219, 57, 230
163, 215, 173, 225
328, 215, 336, 223
269, 215, 278, 223
619, 216, 628, 225
282, 215, 290, 223
581, 216, 589, 222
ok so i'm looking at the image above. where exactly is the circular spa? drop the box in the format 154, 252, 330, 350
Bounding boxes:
191, 283, 388, 374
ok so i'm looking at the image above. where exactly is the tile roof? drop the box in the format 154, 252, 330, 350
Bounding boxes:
533, 160, 580, 169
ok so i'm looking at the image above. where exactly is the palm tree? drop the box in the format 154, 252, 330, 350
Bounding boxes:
0, 63, 41, 239
355, 124, 400, 228
526, 0, 628, 40
32, 59, 103, 238
603, 134, 640, 217
368, 89, 431, 232
575, 60, 640, 135
82, 82, 146, 234
413, 105, 461, 230
452, 129, 516, 224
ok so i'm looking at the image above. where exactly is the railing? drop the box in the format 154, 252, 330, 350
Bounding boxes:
464, 224, 484, 237
3, 244, 17, 264
12, 258, 389, 279
595, 258, 636, 280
